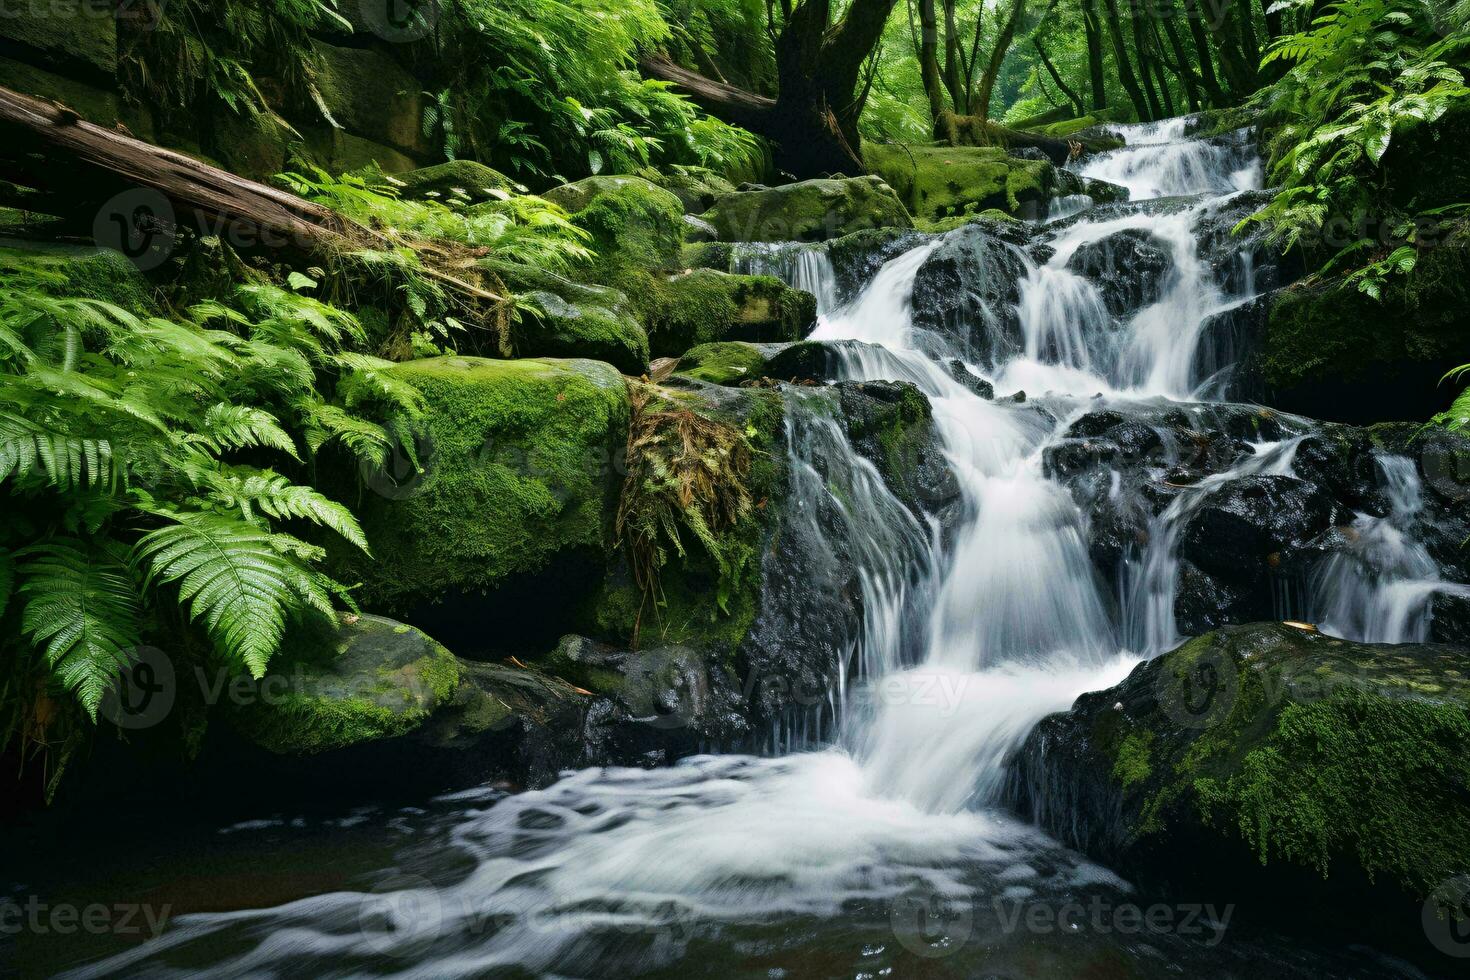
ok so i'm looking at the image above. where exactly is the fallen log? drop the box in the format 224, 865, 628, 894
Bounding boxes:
0, 84, 502, 308
934, 111, 1120, 164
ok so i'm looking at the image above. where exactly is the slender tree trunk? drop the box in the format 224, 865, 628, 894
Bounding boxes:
1080, 0, 1109, 111
1158, 11, 1202, 112
1129, 0, 1166, 119
974, 0, 1028, 122
1034, 39, 1086, 116
1181, 0, 1227, 105
942, 0, 964, 111
1102, 0, 1151, 120
919, 0, 948, 122
1199, 0, 1257, 97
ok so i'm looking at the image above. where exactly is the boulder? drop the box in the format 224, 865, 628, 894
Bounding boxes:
506, 280, 650, 375
1004, 623, 1470, 952
392, 161, 516, 205
673, 341, 774, 386
0, 241, 156, 311
0, 0, 116, 77
339, 356, 631, 649
866, 143, 1048, 220
1261, 231, 1470, 424
227, 614, 461, 755
636, 166, 738, 214
1065, 227, 1175, 316
544, 176, 686, 277
312, 42, 428, 158
301, 127, 420, 176
628, 268, 817, 359
699, 175, 913, 243
910, 223, 1031, 364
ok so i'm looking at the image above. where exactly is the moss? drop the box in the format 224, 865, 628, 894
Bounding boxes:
675, 341, 770, 385
865, 143, 1051, 220
393, 161, 515, 204
700, 175, 912, 243
1195, 689, 1470, 895
345, 356, 631, 611
634, 166, 737, 213
230, 615, 461, 755
623, 269, 816, 359
540, 176, 686, 277
1113, 731, 1156, 789
511, 290, 650, 375
681, 241, 735, 271
0, 243, 157, 312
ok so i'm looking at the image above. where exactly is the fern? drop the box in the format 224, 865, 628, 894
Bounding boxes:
17, 540, 142, 717
134, 508, 334, 677
0, 413, 118, 492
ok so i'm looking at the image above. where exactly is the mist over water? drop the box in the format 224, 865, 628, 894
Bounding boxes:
60, 120, 1449, 979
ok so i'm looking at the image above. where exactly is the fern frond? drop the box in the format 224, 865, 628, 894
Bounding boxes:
198, 469, 369, 553
0, 413, 118, 491
17, 539, 142, 717
186, 403, 301, 460
133, 508, 335, 676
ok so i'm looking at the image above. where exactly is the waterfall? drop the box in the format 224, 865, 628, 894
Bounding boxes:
70, 119, 1435, 977
1311, 454, 1457, 643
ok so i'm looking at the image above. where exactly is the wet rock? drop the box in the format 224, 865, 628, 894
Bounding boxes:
948, 359, 994, 398
824, 227, 932, 303
1003, 623, 1470, 954
1179, 475, 1341, 580
911, 224, 1030, 363
1065, 227, 1173, 316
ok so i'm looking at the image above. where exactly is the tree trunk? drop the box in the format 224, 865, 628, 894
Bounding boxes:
1102, 0, 1152, 120
1157, 12, 1202, 112
974, 0, 1028, 122
643, 0, 898, 178
0, 85, 503, 308
1181, 0, 1228, 105
1034, 39, 1087, 117
1081, 0, 1109, 111
919, 0, 949, 122
1129, 0, 1166, 119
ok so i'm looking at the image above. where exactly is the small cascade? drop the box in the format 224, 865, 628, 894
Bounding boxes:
1312, 455, 1446, 643
1121, 437, 1306, 655
731, 241, 840, 315
1080, 119, 1262, 199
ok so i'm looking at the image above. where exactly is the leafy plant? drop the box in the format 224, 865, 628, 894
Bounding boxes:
0, 265, 420, 754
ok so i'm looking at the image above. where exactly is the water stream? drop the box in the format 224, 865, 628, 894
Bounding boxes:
21, 121, 1445, 979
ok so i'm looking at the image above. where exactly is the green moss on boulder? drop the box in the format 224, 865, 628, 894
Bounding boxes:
511, 290, 649, 375
865, 143, 1052, 220
700, 175, 912, 242
1263, 229, 1470, 423
313, 42, 428, 158
636, 166, 738, 213
1010, 623, 1470, 922
0, 0, 116, 77
0, 242, 156, 311
346, 356, 631, 611
674, 341, 771, 385
394, 161, 516, 205
541, 176, 686, 276
229, 614, 460, 755
626, 269, 816, 358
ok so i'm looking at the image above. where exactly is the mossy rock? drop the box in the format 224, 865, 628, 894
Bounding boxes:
674, 341, 772, 385
211, 109, 298, 182
393, 161, 517, 205
344, 356, 631, 613
541, 176, 686, 277
312, 42, 428, 157
228, 614, 461, 756
0, 0, 116, 77
302, 127, 419, 175
0, 241, 156, 311
865, 143, 1052, 220
1261, 229, 1470, 424
624, 269, 817, 358
635, 166, 738, 214
511, 289, 650, 375
700, 175, 913, 243
0, 56, 117, 126
1008, 623, 1470, 939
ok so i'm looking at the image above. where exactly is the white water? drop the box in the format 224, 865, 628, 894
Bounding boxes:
65, 120, 1446, 977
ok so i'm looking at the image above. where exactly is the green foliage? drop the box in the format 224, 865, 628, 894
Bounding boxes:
1431, 363, 1470, 430
419, 0, 761, 182
120, 0, 346, 122
0, 258, 418, 732
1246, 0, 1470, 294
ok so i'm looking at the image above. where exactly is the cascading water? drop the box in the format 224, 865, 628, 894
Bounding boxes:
57, 119, 1443, 978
